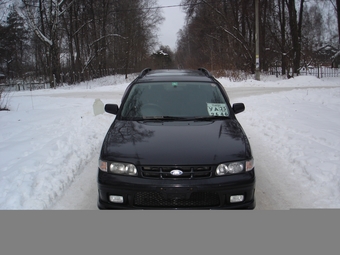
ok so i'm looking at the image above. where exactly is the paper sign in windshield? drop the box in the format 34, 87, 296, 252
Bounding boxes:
207, 103, 229, 116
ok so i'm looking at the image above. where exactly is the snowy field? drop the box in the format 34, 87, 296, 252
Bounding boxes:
0, 74, 340, 209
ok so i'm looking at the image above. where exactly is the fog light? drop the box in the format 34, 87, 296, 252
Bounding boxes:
230, 195, 244, 203
109, 195, 124, 203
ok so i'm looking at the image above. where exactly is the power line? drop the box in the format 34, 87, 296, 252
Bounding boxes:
151, 3, 202, 9
114, 2, 204, 12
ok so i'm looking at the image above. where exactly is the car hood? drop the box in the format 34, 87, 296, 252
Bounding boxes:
100, 119, 251, 165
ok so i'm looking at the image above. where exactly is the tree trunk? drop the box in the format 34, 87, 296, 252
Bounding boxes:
287, 0, 304, 75
279, 0, 287, 75
337, 0, 340, 46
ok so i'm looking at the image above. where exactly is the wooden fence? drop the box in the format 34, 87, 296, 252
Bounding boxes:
0, 68, 128, 92
1, 66, 339, 92
268, 66, 339, 78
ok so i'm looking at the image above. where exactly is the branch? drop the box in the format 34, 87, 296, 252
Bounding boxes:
73, 19, 93, 37
58, 0, 76, 17
219, 26, 253, 61
81, 47, 105, 73
21, 0, 52, 46
90, 34, 126, 47
201, 0, 228, 24
83, 34, 126, 71
82, 55, 96, 73
201, 0, 253, 61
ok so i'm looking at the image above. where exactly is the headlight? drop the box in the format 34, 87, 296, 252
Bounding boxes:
98, 160, 138, 176
216, 162, 244, 175
216, 159, 254, 176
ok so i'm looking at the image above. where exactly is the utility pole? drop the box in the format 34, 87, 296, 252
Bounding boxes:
337, 0, 340, 49
255, 0, 260, 81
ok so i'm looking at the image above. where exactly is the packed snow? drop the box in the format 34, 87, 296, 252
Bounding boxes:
0, 74, 340, 209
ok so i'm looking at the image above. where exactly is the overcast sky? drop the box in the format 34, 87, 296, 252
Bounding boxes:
157, 0, 186, 51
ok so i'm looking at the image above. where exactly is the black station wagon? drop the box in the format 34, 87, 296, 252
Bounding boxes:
98, 68, 255, 209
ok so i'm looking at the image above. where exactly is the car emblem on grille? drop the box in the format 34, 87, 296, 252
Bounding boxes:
170, 169, 183, 176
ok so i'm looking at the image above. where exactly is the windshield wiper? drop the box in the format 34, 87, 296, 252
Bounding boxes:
141, 116, 229, 122
191, 116, 229, 121
139, 116, 188, 122
161, 116, 191, 120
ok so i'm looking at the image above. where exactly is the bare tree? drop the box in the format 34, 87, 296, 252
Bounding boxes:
13, 0, 163, 85
179, 0, 255, 72
19, 0, 74, 87
178, 0, 332, 76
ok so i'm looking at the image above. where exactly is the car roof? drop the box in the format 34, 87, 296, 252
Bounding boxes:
136, 69, 215, 83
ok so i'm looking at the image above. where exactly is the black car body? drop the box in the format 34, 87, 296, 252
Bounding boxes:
98, 68, 255, 209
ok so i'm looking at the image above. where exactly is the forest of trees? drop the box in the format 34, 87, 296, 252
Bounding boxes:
176, 0, 339, 77
0, 0, 339, 88
0, 0, 163, 87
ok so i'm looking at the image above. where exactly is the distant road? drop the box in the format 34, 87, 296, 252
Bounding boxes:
226, 86, 340, 101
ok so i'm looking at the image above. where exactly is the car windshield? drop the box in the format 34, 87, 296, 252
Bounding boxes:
121, 82, 229, 120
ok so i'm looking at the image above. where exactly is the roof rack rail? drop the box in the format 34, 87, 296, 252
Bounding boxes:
138, 68, 152, 78
198, 67, 212, 78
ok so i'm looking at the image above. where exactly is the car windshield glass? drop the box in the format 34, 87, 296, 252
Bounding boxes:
121, 82, 229, 119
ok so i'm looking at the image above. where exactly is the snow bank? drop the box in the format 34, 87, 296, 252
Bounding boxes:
236, 87, 340, 208
219, 75, 340, 88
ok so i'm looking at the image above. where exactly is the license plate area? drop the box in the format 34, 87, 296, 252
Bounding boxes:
158, 187, 195, 200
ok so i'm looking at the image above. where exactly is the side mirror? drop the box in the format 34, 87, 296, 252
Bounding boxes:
233, 103, 245, 114
105, 104, 119, 115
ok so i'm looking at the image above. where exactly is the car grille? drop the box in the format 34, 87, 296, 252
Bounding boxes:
141, 166, 212, 179
133, 191, 220, 208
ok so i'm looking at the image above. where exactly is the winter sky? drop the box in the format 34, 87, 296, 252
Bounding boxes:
157, 0, 186, 50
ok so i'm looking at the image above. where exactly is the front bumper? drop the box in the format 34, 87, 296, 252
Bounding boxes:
97, 169, 255, 210
97, 170, 255, 209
